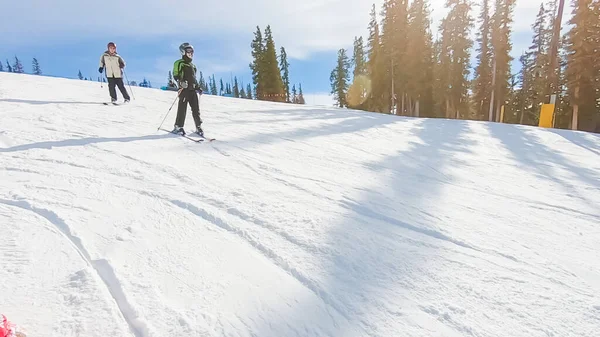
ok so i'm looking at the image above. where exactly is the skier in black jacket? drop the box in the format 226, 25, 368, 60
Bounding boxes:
172, 43, 203, 136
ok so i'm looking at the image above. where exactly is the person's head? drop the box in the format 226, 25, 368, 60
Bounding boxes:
107, 42, 117, 54
179, 43, 194, 60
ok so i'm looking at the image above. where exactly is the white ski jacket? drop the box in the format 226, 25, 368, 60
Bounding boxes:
99, 51, 125, 78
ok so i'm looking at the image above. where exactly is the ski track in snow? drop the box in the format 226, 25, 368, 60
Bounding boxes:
185, 190, 328, 254
339, 198, 477, 251
0, 198, 150, 337
338, 197, 527, 265
220, 142, 340, 198
138, 188, 349, 322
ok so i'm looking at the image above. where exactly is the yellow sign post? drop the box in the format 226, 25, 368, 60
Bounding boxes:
539, 104, 555, 128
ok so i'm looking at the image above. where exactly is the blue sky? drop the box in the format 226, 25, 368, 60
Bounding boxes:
1, 0, 570, 106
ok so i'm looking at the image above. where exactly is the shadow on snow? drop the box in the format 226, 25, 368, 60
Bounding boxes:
248, 117, 482, 336
0, 134, 171, 153
0, 98, 107, 105
486, 123, 600, 208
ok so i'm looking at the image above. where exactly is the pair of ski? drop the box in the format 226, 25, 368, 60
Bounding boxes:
103, 101, 130, 106
159, 128, 215, 142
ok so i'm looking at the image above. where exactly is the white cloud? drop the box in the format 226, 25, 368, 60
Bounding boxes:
1, 0, 570, 63
2, 0, 386, 59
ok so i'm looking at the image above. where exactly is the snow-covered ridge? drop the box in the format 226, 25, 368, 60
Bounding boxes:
1, 72, 599, 336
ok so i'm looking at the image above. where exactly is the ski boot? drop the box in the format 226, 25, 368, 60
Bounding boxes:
172, 125, 185, 135
195, 124, 204, 137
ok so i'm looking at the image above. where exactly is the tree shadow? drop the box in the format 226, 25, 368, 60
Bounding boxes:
249, 118, 482, 335
547, 128, 600, 157
0, 134, 170, 153
223, 114, 353, 125
218, 108, 405, 148
214, 107, 393, 128
330, 118, 481, 333
239, 107, 386, 120
0, 98, 105, 105
486, 123, 600, 208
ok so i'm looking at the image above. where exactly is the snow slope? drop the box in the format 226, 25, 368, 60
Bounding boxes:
1, 72, 599, 337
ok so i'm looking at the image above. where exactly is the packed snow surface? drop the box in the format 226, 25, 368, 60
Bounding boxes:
1, 72, 599, 337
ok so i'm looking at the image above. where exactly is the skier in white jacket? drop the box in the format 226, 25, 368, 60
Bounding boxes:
98, 42, 131, 104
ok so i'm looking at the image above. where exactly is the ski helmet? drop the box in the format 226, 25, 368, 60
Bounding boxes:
107, 42, 116, 49
179, 43, 194, 56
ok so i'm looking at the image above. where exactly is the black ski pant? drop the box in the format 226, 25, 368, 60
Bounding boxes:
175, 89, 202, 129
107, 77, 131, 101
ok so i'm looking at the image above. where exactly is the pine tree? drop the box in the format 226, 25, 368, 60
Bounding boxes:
298, 83, 305, 104
405, 0, 435, 117
489, 0, 516, 122
291, 84, 298, 103
438, 0, 474, 119
279, 46, 291, 102
380, 0, 410, 114
352, 36, 368, 77
504, 73, 520, 123
432, 36, 445, 117
365, 3, 386, 112
240, 85, 246, 99
261, 25, 286, 102
13, 56, 24, 73
198, 71, 207, 92
565, 0, 600, 131
168, 71, 174, 85
330, 48, 351, 107
592, 0, 600, 130
6, 60, 12, 73
233, 77, 240, 97
472, 0, 493, 120
521, 3, 551, 125
347, 36, 368, 109
544, 0, 561, 99
0, 62, 3, 72
210, 75, 218, 95
249, 26, 266, 100
517, 52, 533, 124
220, 78, 224, 95
553, 34, 572, 128
32, 58, 42, 75
78, 70, 83, 80
246, 83, 253, 99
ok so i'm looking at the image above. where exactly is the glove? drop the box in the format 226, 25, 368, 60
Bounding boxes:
196, 88, 203, 95
98, 67, 104, 73
178, 80, 188, 89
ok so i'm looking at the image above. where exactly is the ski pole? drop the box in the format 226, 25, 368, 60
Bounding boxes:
124, 70, 135, 100
157, 89, 182, 130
